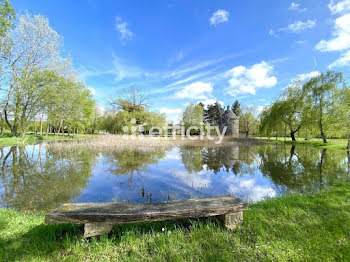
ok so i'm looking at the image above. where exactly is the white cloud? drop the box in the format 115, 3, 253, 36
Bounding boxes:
199, 99, 224, 109
329, 0, 350, 14
87, 87, 96, 96
225, 61, 277, 96
329, 49, 350, 67
115, 17, 133, 41
160, 107, 183, 122
174, 81, 213, 99
269, 29, 277, 37
160, 107, 183, 115
289, 2, 307, 12
172, 170, 211, 188
225, 176, 277, 202
292, 71, 320, 82
270, 20, 316, 37
316, 13, 350, 52
112, 55, 151, 81
257, 106, 265, 114
95, 103, 105, 114
281, 20, 316, 33
210, 9, 229, 25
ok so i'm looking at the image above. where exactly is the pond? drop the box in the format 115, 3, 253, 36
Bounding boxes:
0, 143, 349, 212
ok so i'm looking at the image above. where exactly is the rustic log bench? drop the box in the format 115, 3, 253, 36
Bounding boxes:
45, 195, 248, 237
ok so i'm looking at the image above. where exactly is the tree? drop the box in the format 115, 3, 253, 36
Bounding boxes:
334, 86, 350, 151
0, 13, 72, 136
303, 71, 343, 143
206, 101, 223, 126
182, 103, 203, 134
109, 87, 149, 113
232, 100, 242, 116
240, 106, 259, 138
261, 83, 307, 141
0, 0, 15, 37
260, 105, 284, 139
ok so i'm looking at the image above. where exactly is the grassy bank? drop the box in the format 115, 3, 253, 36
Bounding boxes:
1, 184, 349, 261
0, 133, 98, 146
257, 136, 349, 150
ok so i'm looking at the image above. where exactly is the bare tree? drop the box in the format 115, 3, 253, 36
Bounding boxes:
109, 87, 149, 113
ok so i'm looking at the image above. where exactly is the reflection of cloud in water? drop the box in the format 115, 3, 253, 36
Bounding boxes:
171, 170, 211, 189
165, 149, 182, 160
225, 175, 277, 202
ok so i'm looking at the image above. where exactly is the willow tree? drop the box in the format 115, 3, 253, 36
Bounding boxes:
270, 84, 306, 141
303, 71, 343, 143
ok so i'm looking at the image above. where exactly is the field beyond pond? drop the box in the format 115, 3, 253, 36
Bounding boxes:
257, 136, 349, 150
0, 133, 98, 146
1, 184, 349, 261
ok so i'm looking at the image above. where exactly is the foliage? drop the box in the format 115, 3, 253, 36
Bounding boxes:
260, 83, 306, 141
260, 71, 348, 143
182, 103, 203, 133
303, 71, 344, 143
0, 12, 94, 137
232, 100, 242, 116
240, 106, 259, 138
205, 101, 224, 126
0, 0, 15, 37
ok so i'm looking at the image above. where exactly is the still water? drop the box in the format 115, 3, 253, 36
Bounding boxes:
0, 143, 349, 211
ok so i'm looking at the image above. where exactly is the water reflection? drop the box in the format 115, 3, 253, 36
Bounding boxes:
0, 143, 349, 211
0, 145, 96, 211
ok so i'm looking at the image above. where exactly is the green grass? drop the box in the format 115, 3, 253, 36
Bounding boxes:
1, 184, 350, 261
0, 133, 98, 146
257, 136, 349, 150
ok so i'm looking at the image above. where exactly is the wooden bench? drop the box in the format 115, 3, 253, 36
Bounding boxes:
45, 195, 248, 237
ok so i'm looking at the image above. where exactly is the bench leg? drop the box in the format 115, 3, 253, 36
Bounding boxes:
84, 222, 114, 238
217, 211, 243, 230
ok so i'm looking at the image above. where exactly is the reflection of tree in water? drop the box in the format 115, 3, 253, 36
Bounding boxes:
102, 148, 167, 182
180, 145, 245, 174
179, 143, 349, 195
102, 148, 167, 202
257, 144, 349, 194
179, 146, 204, 173
0, 145, 96, 212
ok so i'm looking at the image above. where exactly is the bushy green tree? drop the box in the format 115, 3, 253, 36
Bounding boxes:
182, 103, 203, 134
0, 0, 15, 37
240, 106, 259, 138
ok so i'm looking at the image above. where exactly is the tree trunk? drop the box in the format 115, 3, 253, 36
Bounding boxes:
61, 120, 64, 135
46, 123, 49, 136
319, 149, 327, 190
320, 125, 327, 143
290, 131, 296, 141
0, 116, 4, 136
347, 133, 350, 152
245, 131, 248, 138
40, 114, 43, 136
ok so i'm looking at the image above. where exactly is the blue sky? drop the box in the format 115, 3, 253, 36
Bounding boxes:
10, 0, 350, 121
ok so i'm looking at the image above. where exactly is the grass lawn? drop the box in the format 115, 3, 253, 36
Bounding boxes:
0, 133, 98, 146
257, 136, 349, 150
1, 183, 349, 261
